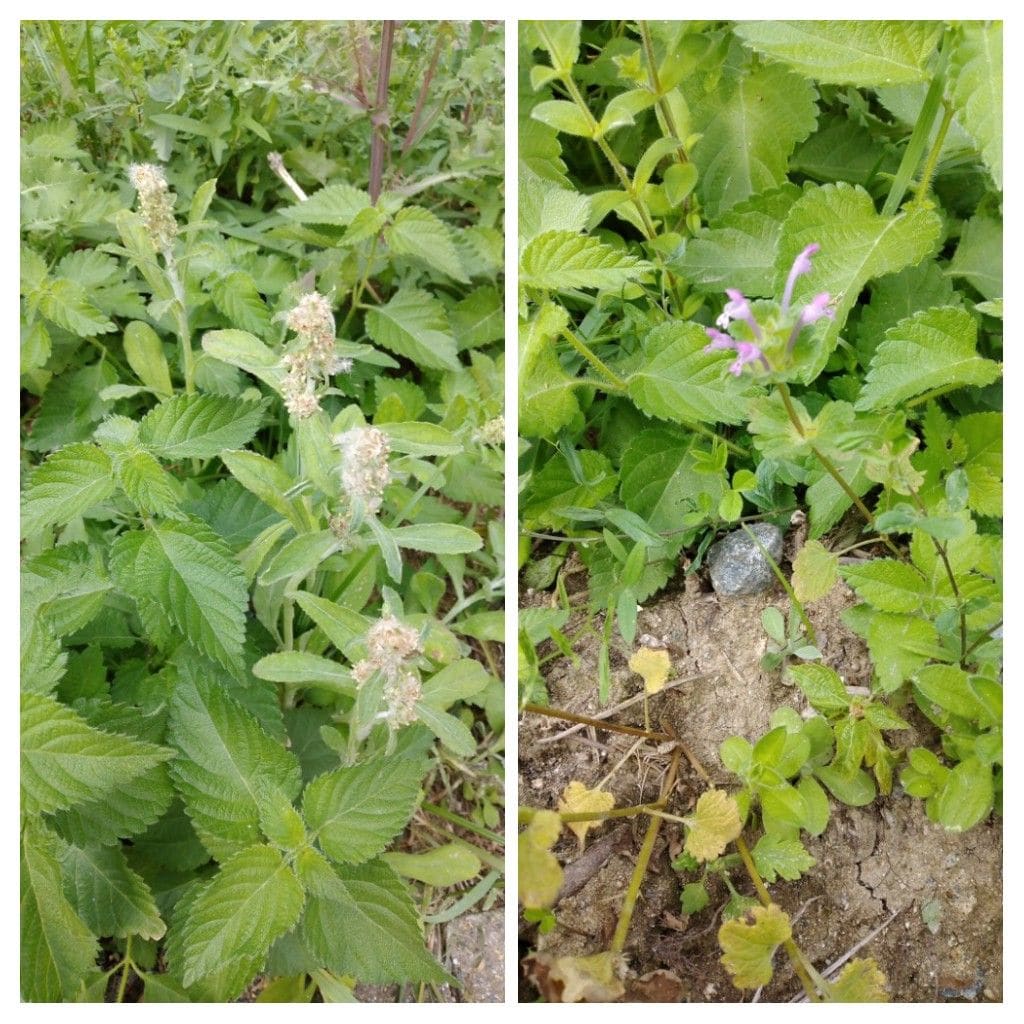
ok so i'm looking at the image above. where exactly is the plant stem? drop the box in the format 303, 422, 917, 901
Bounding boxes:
163, 253, 194, 394
423, 802, 504, 846
610, 748, 681, 953
962, 619, 1002, 661
561, 327, 627, 390
368, 21, 396, 204
739, 524, 816, 646
775, 383, 901, 558
638, 21, 689, 166
912, 101, 955, 206
522, 703, 671, 742
401, 26, 445, 156
734, 835, 823, 1002
116, 936, 133, 1003
882, 32, 949, 216
340, 234, 380, 334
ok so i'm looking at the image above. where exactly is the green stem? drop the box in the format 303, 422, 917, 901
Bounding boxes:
739, 524, 816, 646
163, 253, 194, 394
610, 748, 680, 953
115, 936, 133, 1003
341, 234, 380, 334
882, 33, 949, 216
638, 21, 688, 166
912, 101, 955, 206
962, 619, 1002, 661
561, 327, 627, 389
734, 835, 823, 1002
775, 383, 902, 558
423, 802, 504, 846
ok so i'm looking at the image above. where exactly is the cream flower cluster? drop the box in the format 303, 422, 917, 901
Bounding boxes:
128, 163, 178, 251
334, 425, 391, 513
280, 292, 353, 419
352, 614, 423, 729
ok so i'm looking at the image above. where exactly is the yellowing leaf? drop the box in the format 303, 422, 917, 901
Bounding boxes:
558, 781, 615, 849
718, 903, 792, 989
628, 647, 672, 694
527, 951, 625, 1003
519, 810, 563, 910
829, 957, 890, 1002
791, 540, 839, 603
684, 789, 743, 862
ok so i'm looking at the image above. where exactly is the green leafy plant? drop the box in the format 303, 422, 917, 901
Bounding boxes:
22, 20, 504, 1003
518, 18, 1000, 1000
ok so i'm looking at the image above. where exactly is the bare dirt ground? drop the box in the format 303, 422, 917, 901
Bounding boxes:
518, 568, 1002, 1003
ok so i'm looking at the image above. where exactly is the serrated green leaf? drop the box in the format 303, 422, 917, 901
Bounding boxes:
280, 182, 370, 226
675, 184, 799, 296
140, 394, 264, 460
292, 592, 370, 654
531, 99, 592, 138
21, 821, 100, 1002
520, 230, 648, 292
735, 21, 940, 85
856, 306, 1000, 411
21, 692, 172, 816
21, 443, 115, 538
693, 63, 818, 219
298, 853, 448, 984
949, 23, 1002, 189
201, 328, 284, 389
829, 957, 890, 1002
718, 903, 792, 989
521, 449, 617, 528
59, 840, 165, 940
211, 271, 272, 336
788, 663, 851, 715
364, 287, 459, 371
178, 844, 304, 986
947, 215, 1002, 301
935, 757, 993, 832
450, 286, 503, 350
751, 833, 816, 882
34, 276, 116, 337
774, 182, 941, 380
110, 519, 248, 671
519, 168, 591, 247
791, 540, 838, 603
626, 321, 761, 426
840, 558, 928, 613
167, 675, 302, 860
387, 206, 468, 282
519, 301, 579, 438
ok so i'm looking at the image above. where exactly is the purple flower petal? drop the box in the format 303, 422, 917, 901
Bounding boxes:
704, 327, 736, 352
781, 242, 820, 314
719, 288, 763, 341
728, 341, 765, 376
798, 292, 836, 326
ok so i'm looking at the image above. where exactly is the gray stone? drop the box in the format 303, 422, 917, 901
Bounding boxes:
444, 909, 504, 1002
707, 522, 784, 596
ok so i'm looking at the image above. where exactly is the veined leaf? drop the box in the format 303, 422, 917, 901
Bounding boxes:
58, 840, 165, 940
693, 63, 818, 219
140, 394, 265, 460
626, 321, 761, 426
178, 844, 304, 987
390, 523, 483, 554
21, 443, 115, 538
110, 518, 248, 671
856, 306, 1000, 411
684, 789, 743, 862
947, 215, 1002, 301
167, 675, 302, 860
718, 903, 792, 989
303, 744, 429, 864
292, 592, 370, 654
949, 23, 1002, 189
21, 821, 100, 1002
364, 288, 459, 371
123, 321, 173, 396
751, 834, 816, 882
387, 207, 468, 282
253, 652, 355, 695
791, 540, 838, 603
840, 558, 929, 612
279, 182, 370, 226
21, 692, 172, 816
519, 301, 579, 439
210, 271, 272, 337
297, 851, 448, 984
520, 230, 648, 291
734, 21, 941, 86
774, 183, 942, 379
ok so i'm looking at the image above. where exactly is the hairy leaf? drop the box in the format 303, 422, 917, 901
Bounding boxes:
21, 444, 115, 538
140, 394, 265, 460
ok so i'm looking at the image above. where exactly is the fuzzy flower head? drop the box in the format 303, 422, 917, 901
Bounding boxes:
128, 163, 178, 251
366, 613, 422, 669
335, 425, 391, 514
383, 670, 422, 728
352, 613, 424, 735
704, 243, 835, 377
474, 415, 505, 447
286, 291, 335, 349
279, 291, 353, 418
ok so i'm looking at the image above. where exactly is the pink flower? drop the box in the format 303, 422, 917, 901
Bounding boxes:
729, 342, 763, 377
704, 327, 735, 351
781, 243, 820, 315
786, 291, 836, 352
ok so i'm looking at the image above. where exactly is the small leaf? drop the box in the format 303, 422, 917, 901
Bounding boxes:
628, 646, 672, 695
520, 230, 649, 292
21, 444, 115, 538
519, 810, 563, 910
787, 664, 851, 715
390, 523, 483, 554
791, 541, 838, 603
364, 288, 459, 371
718, 903, 792, 989
558, 780, 615, 849
123, 321, 172, 396
829, 957, 890, 1002
751, 833, 816, 882
526, 951, 625, 1003
139, 394, 264, 460
383, 843, 481, 886
531, 99, 593, 138
387, 207, 468, 282
684, 789, 743, 862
